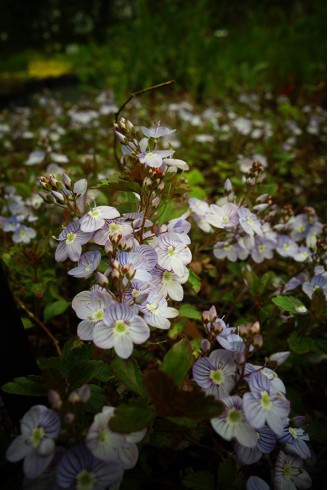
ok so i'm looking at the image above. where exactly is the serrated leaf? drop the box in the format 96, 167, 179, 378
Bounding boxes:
109, 357, 146, 397
99, 178, 140, 194
179, 304, 201, 320
2, 376, 46, 396
182, 471, 215, 490
272, 295, 307, 314
68, 360, 112, 388
187, 270, 201, 293
160, 339, 192, 387
37, 357, 68, 376
43, 299, 70, 323
144, 370, 224, 420
108, 399, 154, 433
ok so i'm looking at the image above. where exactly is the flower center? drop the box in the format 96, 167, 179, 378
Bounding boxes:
114, 320, 128, 335
146, 303, 158, 315
283, 243, 290, 250
258, 245, 265, 252
97, 427, 111, 445
92, 309, 104, 322
66, 232, 76, 244
260, 391, 272, 410
89, 209, 101, 218
297, 225, 305, 232
223, 216, 229, 223
227, 408, 242, 424
109, 223, 120, 231
247, 217, 253, 225
224, 243, 232, 250
283, 463, 294, 480
30, 427, 45, 448
210, 369, 225, 385
289, 427, 298, 439
167, 246, 175, 257
76, 469, 95, 490
163, 271, 173, 283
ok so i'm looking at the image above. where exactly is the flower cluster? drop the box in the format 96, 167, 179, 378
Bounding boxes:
0, 186, 39, 243
189, 179, 324, 265
37, 121, 192, 359
193, 305, 312, 489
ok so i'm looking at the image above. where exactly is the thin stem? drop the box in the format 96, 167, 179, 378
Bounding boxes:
113, 80, 176, 166
15, 296, 62, 358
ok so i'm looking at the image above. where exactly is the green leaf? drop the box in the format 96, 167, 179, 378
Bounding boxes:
168, 321, 186, 339
287, 332, 312, 354
68, 360, 113, 388
43, 299, 70, 323
179, 304, 201, 320
2, 376, 46, 396
217, 457, 245, 489
272, 295, 307, 315
109, 357, 146, 397
160, 339, 192, 388
85, 385, 107, 413
187, 270, 201, 293
185, 169, 205, 186
22, 317, 33, 329
182, 471, 215, 490
98, 177, 140, 194
108, 399, 154, 433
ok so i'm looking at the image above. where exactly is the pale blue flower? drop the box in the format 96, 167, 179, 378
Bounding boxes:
276, 236, 299, 258
273, 450, 312, 490
211, 396, 258, 447
243, 371, 290, 436
140, 291, 179, 329
93, 303, 150, 358
55, 221, 93, 262
72, 286, 114, 340
12, 225, 36, 243
156, 234, 192, 277
278, 419, 311, 459
80, 206, 120, 233
246, 476, 270, 490
192, 349, 236, 399
6, 405, 61, 479
235, 426, 276, 464
68, 250, 102, 278
237, 208, 263, 236
86, 406, 145, 468
56, 445, 123, 490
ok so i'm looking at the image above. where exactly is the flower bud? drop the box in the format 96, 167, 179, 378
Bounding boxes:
51, 190, 65, 203
63, 173, 72, 190
68, 391, 80, 403
77, 384, 91, 403
96, 271, 109, 286
64, 413, 75, 424
48, 389, 63, 410
253, 334, 263, 348
250, 321, 260, 335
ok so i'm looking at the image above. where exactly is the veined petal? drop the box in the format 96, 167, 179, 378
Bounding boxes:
114, 335, 133, 359
6, 435, 31, 462
93, 324, 115, 349
77, 319, 96, 340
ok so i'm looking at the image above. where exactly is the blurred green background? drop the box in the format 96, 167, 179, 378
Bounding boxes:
0, 0, 326, 103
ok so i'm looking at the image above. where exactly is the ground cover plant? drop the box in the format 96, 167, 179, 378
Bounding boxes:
0, 85, 326, 490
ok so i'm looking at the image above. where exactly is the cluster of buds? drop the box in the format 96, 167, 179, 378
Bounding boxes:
38, 173, 87, 211
113, 117, 136, 144
48, 385, 91, 425
245, 161, 264, 186
237, 321, 263, 349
